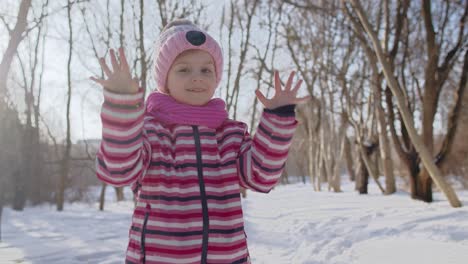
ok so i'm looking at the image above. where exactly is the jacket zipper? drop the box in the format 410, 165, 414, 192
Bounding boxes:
193, 126, 209, 264
141, 203, 151, 264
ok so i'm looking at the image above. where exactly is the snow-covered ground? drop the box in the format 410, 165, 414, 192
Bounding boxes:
1, 180, 468, 264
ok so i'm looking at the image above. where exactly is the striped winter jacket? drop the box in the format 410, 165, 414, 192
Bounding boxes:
96, 89, 298, 264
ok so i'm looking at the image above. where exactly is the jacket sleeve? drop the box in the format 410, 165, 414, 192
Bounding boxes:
95, 88, 151, 187
237, 105, 298, 193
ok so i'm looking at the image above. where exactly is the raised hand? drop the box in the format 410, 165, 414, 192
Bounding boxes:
90, 47, 139, 94
255, 71, 311, 109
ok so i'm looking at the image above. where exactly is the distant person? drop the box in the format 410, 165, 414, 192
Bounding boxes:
91, 19, 309, 264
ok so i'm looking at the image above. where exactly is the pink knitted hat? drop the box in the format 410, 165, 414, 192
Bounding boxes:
154, 19, 223, 93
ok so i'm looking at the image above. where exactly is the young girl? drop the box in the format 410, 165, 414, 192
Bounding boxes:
91, 19, 309, 264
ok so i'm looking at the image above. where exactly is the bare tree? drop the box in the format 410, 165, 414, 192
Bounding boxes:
222, 0, 260, 119
342, 0, 397, 194
57, 0, 74, 211
0, 0, 32, 98
345, 0, 463, 207
0, 0, 33, 240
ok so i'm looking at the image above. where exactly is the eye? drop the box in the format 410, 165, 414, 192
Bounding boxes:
178, 67, 189, 73
201, 68, 213, 74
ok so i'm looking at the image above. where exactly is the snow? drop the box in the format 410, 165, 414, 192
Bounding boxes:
1, 180, 468, 264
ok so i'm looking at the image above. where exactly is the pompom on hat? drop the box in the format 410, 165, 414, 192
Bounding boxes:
153, 19, 223, 93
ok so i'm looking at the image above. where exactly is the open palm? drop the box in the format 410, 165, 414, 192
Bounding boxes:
90, 47, 139, 94
256, 71, 311, 109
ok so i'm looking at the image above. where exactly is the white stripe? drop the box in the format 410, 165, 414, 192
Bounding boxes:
96, 160, 142, 183
253, 164, 281, 182
175, 138, 216, 145
174, 154, 197, 163
104, 89, 143, 101
204, 167, 237, 176
133, 216, 203, 228
126, 249, 140, 259
102, 140, 142, 154
172, 153, 221, 163
210, 233, 245, 243
141, 184, 238, 194
155, 152, 229, 164
146, 167, 236, 178
208, 200, 242, 209
209, 233, 245, 244
146, 168, 196, 178
199, 138, 218, 145
144, 122, 166, 132
130, 234, 202, 247
201, 153, 221, 161
140, 203, 201, 211
220, 152, 236, 163
261, 117, 296, 135
252, 147, 287, 166
135, 200, 241, 211
141, 185, 200, 194
219, 136, 242, 149
209, 217, 244, 227
173, 125, 193, 133
147, 135, 175, 150
147, 254, 201, 263
101, 105, 145, 120
256, 132, 290, 151
102, 122, 143, 137
208, 248, 248, 260
240, 139, 251, 153
103, 153, 140, 170
205, 184, 240, 193
217, 125, 243, 136
267, 114, 296, 126
244, 150, 268, 192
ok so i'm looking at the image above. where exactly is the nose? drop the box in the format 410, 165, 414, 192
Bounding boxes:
191, 72, 203, 82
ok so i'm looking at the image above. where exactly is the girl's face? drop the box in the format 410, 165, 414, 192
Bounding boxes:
166, 50, 217, 106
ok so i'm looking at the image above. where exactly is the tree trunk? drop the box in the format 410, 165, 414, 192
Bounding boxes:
115, 187, 125, 201
360, 141, 385, 193
415, 168, 433, 202
0, 0, 32, 97
380, 132, 396, 194
0, 191, 3, 241
374, 70, 396, 194
344, 136, 355, 181
357, 154, 369, 194
349, 0, 462, 207
99, 183, 107, 211
138, 0, 147, 91
12, 168, 25, 210
241, 188, 247, 198
57, 0, 74, 211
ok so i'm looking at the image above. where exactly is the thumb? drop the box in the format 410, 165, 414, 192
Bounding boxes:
255, 89, 268, 107
131, 77, 139, 92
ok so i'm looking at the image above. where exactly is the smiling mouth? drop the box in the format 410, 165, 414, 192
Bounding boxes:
187, 88, 206, 92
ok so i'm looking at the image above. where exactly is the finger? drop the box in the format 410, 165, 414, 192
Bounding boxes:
291, 79, 303, 94
131, 77, 139, 92
294, 95, 312, 104
99, 57, 112, 77
90, 76, 108, 87
119, 47, 130, 72
255, 89, 269, 107
274, 70, 281, 93
285, 71, 296, 91
110, 49, 119, 72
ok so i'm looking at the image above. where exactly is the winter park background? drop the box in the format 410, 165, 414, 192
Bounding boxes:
2, 180, 468, 264
1, 0, 468, 263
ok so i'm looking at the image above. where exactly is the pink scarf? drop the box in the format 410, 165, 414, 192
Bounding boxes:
146, 92, 228, 128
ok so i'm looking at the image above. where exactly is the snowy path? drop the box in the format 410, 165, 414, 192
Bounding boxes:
1, 182, 468, 263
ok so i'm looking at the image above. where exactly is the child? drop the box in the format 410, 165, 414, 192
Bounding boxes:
91, 19, 309, 264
